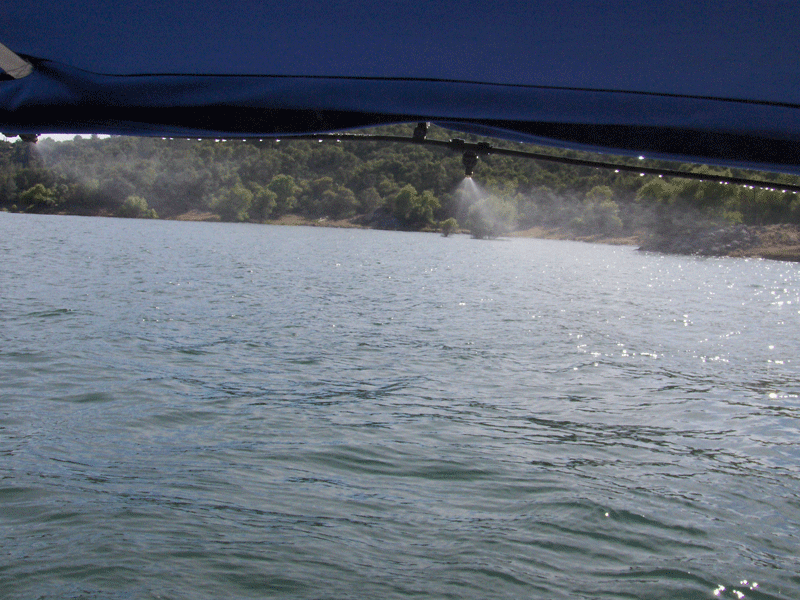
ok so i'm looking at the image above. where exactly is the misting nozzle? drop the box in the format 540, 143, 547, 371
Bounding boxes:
462, 151, 478, 177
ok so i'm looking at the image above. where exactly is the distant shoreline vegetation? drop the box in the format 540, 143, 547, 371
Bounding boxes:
2, 125, 800, 253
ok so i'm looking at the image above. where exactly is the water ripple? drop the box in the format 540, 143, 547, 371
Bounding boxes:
2, 214, 799, 599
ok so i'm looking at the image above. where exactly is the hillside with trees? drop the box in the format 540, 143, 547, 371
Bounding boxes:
2, 124, 800, 256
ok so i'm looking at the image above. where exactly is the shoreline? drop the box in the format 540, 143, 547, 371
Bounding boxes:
131, 212, 800, 262
14, 208, 800, 262
510, 223, 800, 262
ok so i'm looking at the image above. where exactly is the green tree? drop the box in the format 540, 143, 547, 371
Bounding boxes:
249, 183, 277, 221
19, 183, 58, 212
117, 195, 158, 219
390, 184, 418, 223
571, 185, 623, 235
357, 186, 381, 214
409, 190, 440, 226
299, 177, 335, 217
748, 188, 793, 224
389, 185, 440, 227
585, 185, 614, 204
211, 182, 253, 222
440, 217, 458, 237
636, 178, 675, 204
323, 185, 358, 219
267, 174, 300, 216
467, 195, 516, 239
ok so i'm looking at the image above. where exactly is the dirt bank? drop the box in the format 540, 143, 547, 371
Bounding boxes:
511, 224, 800, 262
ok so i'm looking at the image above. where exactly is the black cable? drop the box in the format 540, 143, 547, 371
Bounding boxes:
273, 132, 800, 193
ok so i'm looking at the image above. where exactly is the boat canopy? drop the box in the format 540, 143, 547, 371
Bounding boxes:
2, 0, 799, 173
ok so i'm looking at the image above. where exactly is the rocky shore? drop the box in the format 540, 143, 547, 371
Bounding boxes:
511, 223, 800, 262
638, 224, 800, 261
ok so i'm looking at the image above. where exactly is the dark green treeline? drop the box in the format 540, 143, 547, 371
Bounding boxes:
2, 125, 800, 236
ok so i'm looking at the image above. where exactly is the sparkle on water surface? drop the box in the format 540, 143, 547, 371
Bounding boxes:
1, 213, 799, 600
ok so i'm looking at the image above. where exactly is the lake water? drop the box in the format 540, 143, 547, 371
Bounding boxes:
2, 212, 799, 600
